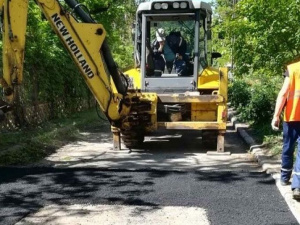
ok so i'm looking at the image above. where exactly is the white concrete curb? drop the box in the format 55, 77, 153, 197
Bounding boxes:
228, 109, 300, 224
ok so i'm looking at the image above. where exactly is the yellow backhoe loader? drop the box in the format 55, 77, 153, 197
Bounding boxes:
0, 0, 228, 152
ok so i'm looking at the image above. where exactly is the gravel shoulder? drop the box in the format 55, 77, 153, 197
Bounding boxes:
35, 121, 260, 172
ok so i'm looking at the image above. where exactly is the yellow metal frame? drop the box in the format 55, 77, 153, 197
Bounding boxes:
158, 121, 226, 130
157, 94, 224, 103
1, 0, 29, 103
124, 66, 228, 132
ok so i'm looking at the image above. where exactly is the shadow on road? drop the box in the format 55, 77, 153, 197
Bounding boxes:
34, 122, 255, 172
1, 122, 291, 225
0, 167, 284, 225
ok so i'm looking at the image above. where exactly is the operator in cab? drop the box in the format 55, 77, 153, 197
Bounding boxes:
151, 28, 188, 76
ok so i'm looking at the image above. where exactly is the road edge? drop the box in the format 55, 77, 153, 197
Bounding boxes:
228, 109, 300, 224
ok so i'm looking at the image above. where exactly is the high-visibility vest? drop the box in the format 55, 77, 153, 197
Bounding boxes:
284, 61, 300, 121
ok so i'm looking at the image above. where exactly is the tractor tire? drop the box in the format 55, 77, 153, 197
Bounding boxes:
121, 130, 145, 149
202, 130, 218, 149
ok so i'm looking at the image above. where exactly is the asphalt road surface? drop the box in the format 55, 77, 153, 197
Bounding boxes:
0, 122, 298, 225
0, 168, 298, 225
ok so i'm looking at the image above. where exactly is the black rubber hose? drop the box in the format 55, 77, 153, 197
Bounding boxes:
64, 0, 127, 96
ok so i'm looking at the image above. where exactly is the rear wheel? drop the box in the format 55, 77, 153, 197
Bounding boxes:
202, 130, 218, 149
121, 130, 145, 149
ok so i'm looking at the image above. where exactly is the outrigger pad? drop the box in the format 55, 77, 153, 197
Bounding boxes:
206, 151, 231, 155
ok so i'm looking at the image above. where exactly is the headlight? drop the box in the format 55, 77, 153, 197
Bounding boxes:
180, 2, 188, 8
173, 2, 180, 9
154, 3, 161, 10
161, 3, 168, 9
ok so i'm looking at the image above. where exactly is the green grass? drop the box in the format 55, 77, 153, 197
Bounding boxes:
248, 122, 283, 157
0, 109, 105, 166
249, 122, 300, 162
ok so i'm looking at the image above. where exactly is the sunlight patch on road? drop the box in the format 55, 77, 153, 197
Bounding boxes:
16, 204, 210, 225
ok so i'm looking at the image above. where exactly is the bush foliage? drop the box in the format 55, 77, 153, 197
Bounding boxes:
0, 0, 137, 125
213, 0, 296, 127
229, 76, 281, 126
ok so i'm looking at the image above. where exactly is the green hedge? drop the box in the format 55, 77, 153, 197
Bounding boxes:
229, 76, 281, 125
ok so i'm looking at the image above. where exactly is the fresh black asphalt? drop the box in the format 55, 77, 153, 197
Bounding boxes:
0, 167, 298, 225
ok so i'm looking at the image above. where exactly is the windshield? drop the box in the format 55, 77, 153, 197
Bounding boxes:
151, 20, 195, 53
140, 13, 207, 78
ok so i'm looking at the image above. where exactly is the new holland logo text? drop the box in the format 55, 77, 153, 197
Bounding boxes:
51, 13, 94, 78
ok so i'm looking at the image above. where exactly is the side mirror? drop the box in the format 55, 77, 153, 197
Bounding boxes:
218, 31, 225, 39
90, 4, 110, 13
212, 52, 222, 59
207, 30, 212, 40
211, 52, 222, 65
131, 22, 136, 42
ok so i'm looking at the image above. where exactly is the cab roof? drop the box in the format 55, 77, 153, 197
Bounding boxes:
137, 0, 212, 14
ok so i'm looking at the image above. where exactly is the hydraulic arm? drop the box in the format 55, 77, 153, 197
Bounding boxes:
0, 0, 131, 124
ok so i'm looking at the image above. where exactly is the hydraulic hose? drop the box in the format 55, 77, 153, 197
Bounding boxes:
64, 0, 128, 96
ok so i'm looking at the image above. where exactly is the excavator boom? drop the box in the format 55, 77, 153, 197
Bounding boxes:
0, 0, 130, 123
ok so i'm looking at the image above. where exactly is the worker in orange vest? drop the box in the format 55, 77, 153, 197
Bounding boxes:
272, 61, 300, 200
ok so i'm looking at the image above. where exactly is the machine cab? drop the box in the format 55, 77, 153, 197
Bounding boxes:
133, 0, 213, 93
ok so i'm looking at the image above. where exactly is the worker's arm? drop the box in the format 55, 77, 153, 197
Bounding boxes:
271, 76, 290, 130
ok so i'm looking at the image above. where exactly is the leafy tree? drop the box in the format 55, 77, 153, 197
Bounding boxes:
213, 0, 300, 126
213, 0, 300, 77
